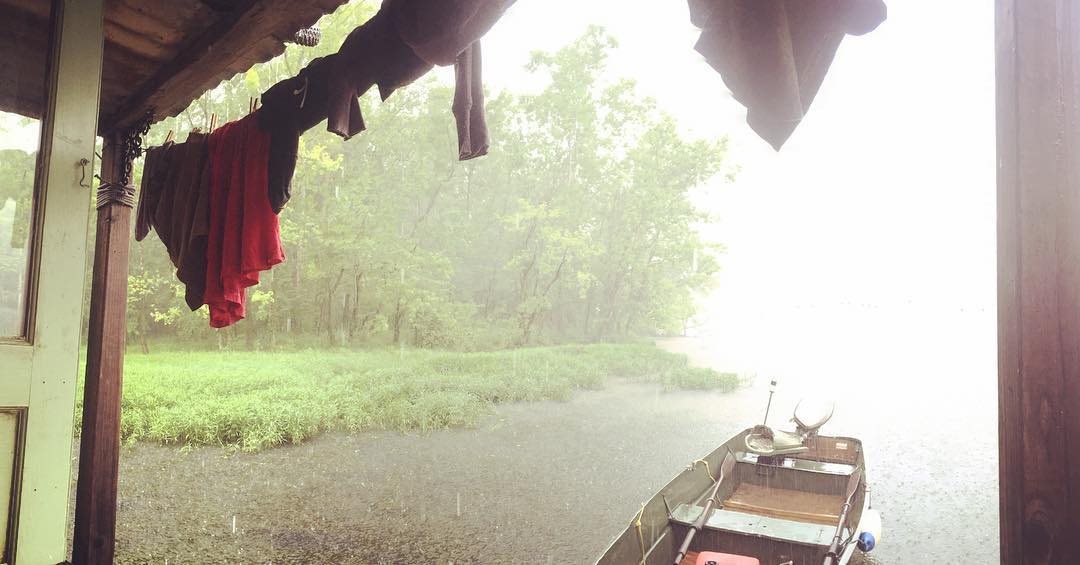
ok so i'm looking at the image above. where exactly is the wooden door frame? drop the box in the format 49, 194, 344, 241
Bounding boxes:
0, 0, 105, 563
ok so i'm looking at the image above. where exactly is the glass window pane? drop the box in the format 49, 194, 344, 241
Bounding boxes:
0, 0, 51, 339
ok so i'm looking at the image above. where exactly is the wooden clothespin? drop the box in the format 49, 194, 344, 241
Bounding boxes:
165, 130, 175, 143
209, 113, 218, 132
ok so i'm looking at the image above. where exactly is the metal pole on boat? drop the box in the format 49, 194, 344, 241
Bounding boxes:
762, 380, 777, 425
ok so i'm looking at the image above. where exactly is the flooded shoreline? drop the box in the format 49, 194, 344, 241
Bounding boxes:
87, 382, 756, 564
77, 336, 998, 564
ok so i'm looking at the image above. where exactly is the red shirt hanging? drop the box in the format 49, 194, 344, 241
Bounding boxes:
203, 113, 285, 328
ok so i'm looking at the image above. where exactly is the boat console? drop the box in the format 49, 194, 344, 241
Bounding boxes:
744, 399, 835, 457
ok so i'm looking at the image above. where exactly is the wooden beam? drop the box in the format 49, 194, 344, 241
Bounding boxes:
997, 0, 1080, 563
71, 132, 133, 565
101, 0, 258, 132
101, 0, 342, 134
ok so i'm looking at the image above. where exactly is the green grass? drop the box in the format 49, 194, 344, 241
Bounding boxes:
76, 344, 741, 451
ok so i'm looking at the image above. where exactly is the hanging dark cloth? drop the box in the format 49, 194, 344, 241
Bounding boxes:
325, 0, 516, 140
135, 140, 174, 242
385, 0, 513, 160
327, 8, 432, 140
384, 0, 515, 66
134, 133, 211, 310
454, 42, 488, 160
688, 0, 886, 150
176, 134, 213, 311
259, 55, 349, 213
257, 0, 515, 211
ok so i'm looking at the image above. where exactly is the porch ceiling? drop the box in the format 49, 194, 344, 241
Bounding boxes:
0, 0, 348, 135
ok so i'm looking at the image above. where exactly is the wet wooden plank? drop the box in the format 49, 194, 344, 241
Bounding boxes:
723, 484, 841, 526
997, 0, 1080, 563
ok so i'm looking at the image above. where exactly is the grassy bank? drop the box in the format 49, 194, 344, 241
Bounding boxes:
76, 344, 739, 451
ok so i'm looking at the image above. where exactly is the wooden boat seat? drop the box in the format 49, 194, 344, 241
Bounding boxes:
722, 483, 844, 525
671, 504, 834, 546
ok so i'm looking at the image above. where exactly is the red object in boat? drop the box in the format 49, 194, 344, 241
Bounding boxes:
694, 552, 760, 565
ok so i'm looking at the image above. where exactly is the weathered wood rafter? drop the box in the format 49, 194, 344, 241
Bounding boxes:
101, 0, 345, 134
0, 0, 346, 131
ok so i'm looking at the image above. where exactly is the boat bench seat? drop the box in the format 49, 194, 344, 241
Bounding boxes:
735, 451, 856, 476
671, 504, 834, 546
723, 483, 843, 525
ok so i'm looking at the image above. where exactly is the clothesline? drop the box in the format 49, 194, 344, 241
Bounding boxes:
135, 0, 515, 328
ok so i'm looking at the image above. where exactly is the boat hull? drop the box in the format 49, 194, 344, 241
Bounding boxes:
595, 429, 870, 565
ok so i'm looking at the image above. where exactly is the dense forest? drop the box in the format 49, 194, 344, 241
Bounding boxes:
3, 3, 730, 351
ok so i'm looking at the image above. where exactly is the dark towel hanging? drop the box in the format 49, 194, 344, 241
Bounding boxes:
688, 0, 886, 150
454, 41, 489, 160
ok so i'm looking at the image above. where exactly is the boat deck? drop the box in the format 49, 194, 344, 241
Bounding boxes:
723, 483, 844, 525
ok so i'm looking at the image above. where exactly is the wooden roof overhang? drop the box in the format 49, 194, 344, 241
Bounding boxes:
0, 0, 349, 135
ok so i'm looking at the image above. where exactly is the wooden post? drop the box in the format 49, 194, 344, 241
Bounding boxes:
72, 118, 147, 564
997, 0, 1080, 563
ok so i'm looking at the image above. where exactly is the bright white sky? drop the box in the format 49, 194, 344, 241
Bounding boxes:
472, 0, 997, 383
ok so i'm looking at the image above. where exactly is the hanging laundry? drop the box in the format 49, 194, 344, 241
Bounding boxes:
332, 0, 513, 148
688, 0, 886, 150
327, 8, 431, 140
136, 112, 284, 328
260, 55, 345, 213
384, 0, 515, 67
453, 42, 488, 160
202, 113, 284, 328
134, 132, 210, 310
257, 0, 515, 207
134, 139, 174, 242
175, 133, 212, 311
136, 0, 520, 327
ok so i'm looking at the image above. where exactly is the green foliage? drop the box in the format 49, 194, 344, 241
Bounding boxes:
121, 16, 730, 349
73, 344, 739, 451
0, 142, 36, 333
0, 148, 33, 249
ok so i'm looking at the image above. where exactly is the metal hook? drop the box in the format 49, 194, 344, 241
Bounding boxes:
78, 158, 91, 188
